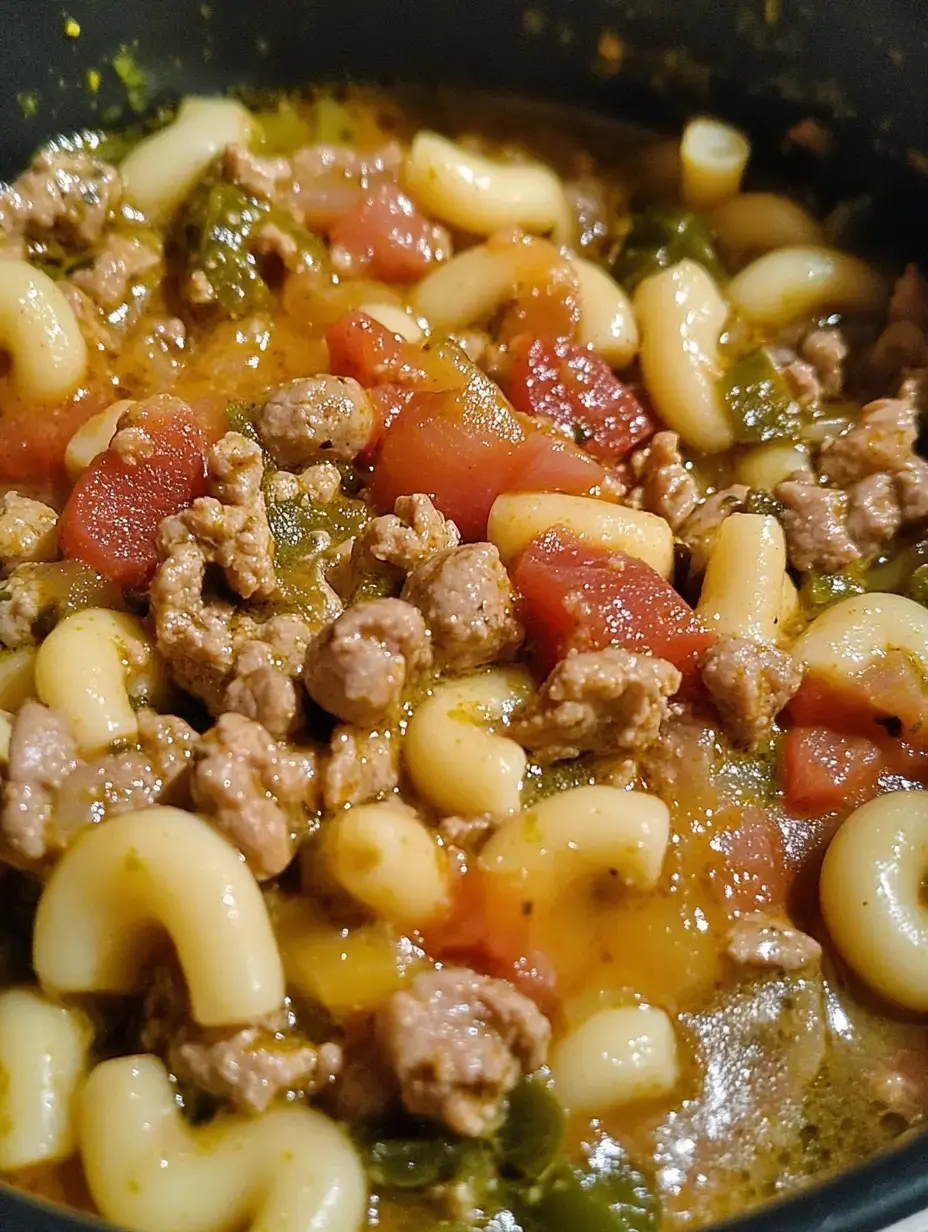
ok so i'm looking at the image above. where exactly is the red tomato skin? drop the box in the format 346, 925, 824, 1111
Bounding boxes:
326, 311, 413, 387
328, 184, 449, 282
59, 398, 209, 588
511, 528, 714, 681
0, 389, 107, 487
780, 726, 883, 813
507, 338, 658, 463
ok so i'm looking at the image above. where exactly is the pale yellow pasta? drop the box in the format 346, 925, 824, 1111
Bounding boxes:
570, 256, 639, 367
480, 786, 670, 903
488, 492, 673, 577
551, 1004, 679, 1113
404, 130, 567, 236
0, 646, 37, 710
820, 790, 928, 1011
0, 711, 11, 765
121, 97, 254, 224
635, 259, 735, 453
727, 246, 889, 326
65, 399, 134, 480
735, 441, 812, 491
680, 117, 750, 210
710, 193, 825, 264
356, 302, 424, 342
34, 807, 285, 1027
324, 802, 450, 927
409, 235, 571, 333
0, 260, 88, 401
696, 513, 787, 642
0, 988, 93, 1172
80, 1054, 366, 1232
779, 575, 800, 644
404, 668, 533, 817
793, 592, 928, 688
34, 608, 168, 754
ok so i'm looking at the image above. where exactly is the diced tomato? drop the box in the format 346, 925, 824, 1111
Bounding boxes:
360, 384, 417, 466
708, 805, 788, 911
326, 311, 421, 387
780, 727, 884, 814
507, 337, 658, 463
328, 183, 449, 282
787, 651, 928, 747
0, 388, 106, 487
59, 397, 209, 588
511, 528, 714, 681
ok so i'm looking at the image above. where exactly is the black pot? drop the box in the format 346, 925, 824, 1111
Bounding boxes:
2, 0, 928, 1227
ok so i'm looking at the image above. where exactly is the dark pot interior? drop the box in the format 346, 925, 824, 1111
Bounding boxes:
2, 0, 928, 1227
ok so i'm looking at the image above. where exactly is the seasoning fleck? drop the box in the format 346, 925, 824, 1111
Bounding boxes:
16, 92, 38, 119
85, 68, 101, 93
64, 15, 81, 37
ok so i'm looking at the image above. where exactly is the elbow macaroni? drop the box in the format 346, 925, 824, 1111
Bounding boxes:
552, 1004, 679, 1113
404, 668, 533, 817
710, 193, 825, 264
65, 399, 133, 479
0, 988, 93, 1172
355, 302, 424, 342
727, 246, 888, 326
793, 592, 928, 688
0, 260, 88, 401
121, 97, 255, 224
680, 117, 750, 210
488, 492, 673, 577
0, 646, 37, 711
570, 256, 639, 368
696, 513, 787, 643
80, 1054, 366, 1232
404, 130, 567, 236
34, 608, 168, 755
734, 441, 812, 491
820, 790, 928, 1011
635, 259, 735, 454
34, 807, 285, 1027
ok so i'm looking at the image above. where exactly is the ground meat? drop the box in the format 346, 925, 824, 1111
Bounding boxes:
726, 912, 822, 971
777, 355, 821, 408
304, 598, 432, 727
1, 701, 77, 862
0, 565, 46, 649
299, 462, 343, 505
223, 144, 293, 201
2, 148, 121, 246
640, 712, 721, 804
351, 494, 460, 583
818, 396, 918, 486
680, 486, 749, 574
375, 967, 550, 1137
868, 321, 928, 384
509, 648, 680, 761
700, 637, 802, 750
437, 814, 496, 873
191, 713, 318, 880
223, 664, 301, 738
332, 1016, 399, 1124
402, 544, 523, 672
897, 458, 928, 524
775, 474, 861, 572
208, 430, 264, 505
71, 231, 162, 312
846, 473, 902, 557
800, 327, 847, 399
0, 493, 58, 570
890, 264, 928, 332
627, 432, 700, 531
323, 725, 398, 810
257, 376, 374, 467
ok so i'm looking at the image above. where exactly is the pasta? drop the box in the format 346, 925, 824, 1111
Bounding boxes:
0, 259, 88, 401
571, 256, 640, 367
551, 1004, 679, 1113
356, 301, 424, 342
404, 668, 533, 817
0, 988, 92, 1172
80, 1054, 366, 1232
34, 607, 168, 754
793, 592, 928, 686
696, 512, 787, 642
487, 492, 674, 576
324, 801, 450, 927
404, 130, 568, 236
0, 646, 37, 710
33, 807, 285, 1026
727, 246, 889, 326
64, 399, 133, 479
734, 441, 812, 491
710, 193, 825, 264
820, 790, 928, 1011
121, 97, 255, 224
634, 258, 735, 453
680, 117, 751, 210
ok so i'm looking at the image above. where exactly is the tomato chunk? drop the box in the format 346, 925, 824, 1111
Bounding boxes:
708, 806, 788, 911
780, 727, 883, 813
59, 396, 210, 588
0, 389, 106, 487
326, 311, 421, 387
787, 651, 928, 747
512, 528, 713, 680
507, 337, 657, 462
328, 184, 450, 282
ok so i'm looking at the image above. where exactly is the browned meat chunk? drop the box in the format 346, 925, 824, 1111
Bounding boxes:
223, 663, 301, 739
223, 144, 293, 201
257, 376, 374, 467
846, 473, 902, 557
800, 327, 847, 399
438, 814, 496, 873
726, 912, 822, 971
1, 148, 121, 245
208, 430, 265, 506
640, 713, 721, 805
323, 725, 398, 810
509, 648, 680, 761
680, 486, 749, 573
304, 598, 431, 727
375, 968, 550, 1137
890, 263, 928, 332
402, 543, 523, 671
775, 474, 861, 572
0, 566, 45, 649
0, 494, 58, 570
1, 701, 77, 861
351, 494, 460, 583
773, 348, 820, 408
701, 636, 802, 750
191, 713, 319, 880
897, 457, 928, 524
818, 396, 918, 486
71, 232, 162, 312
628, 431, 700, 530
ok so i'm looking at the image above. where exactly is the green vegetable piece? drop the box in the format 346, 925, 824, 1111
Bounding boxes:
179, 180, 271, 319
801, 568, 865, 609
521, 758, 598, 807
224, 400, 262, 444
908, 563, 928, 608
498, 1079, 566, 1180
313, 94, 356, 145
17, 92, 38, 120
253, 97, 314, 155
366, 1136, 465, 1191
720, 349, 800, 445
744, 489, 786, 520
525, 1156, 659, 1232
352, 572, 399, 602
112, 46, 148, 113
612, 208, 723, 291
